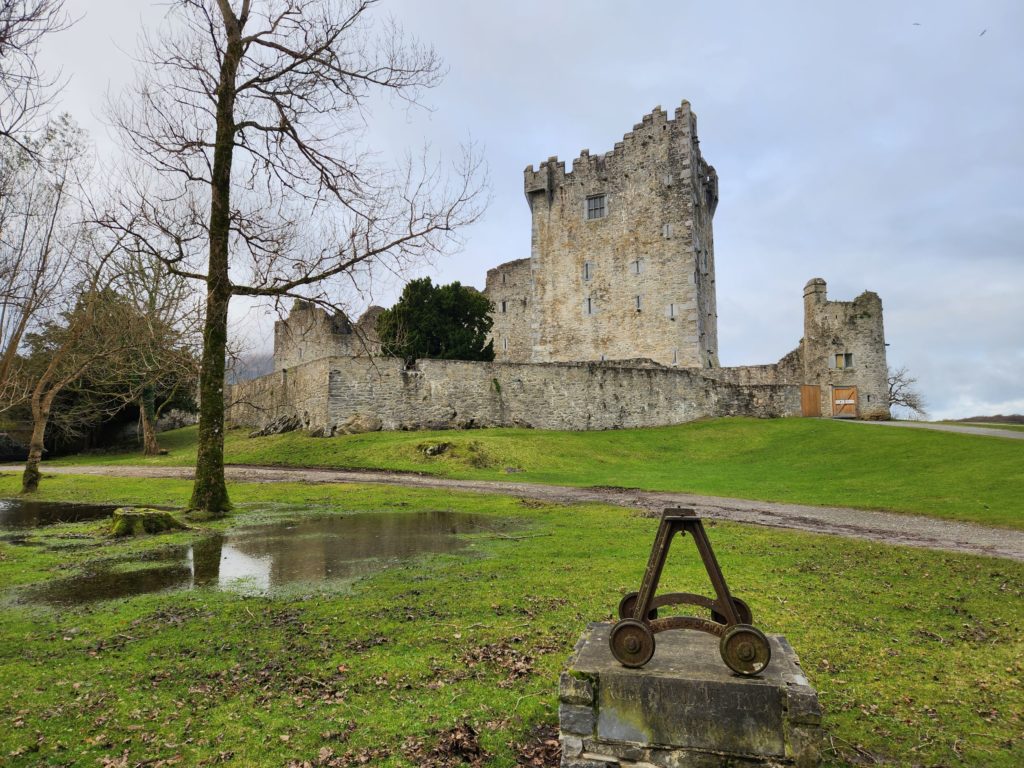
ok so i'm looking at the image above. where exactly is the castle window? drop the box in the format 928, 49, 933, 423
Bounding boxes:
583, 261, 593, 281
834, 352, 854, 369
586, 194, 606, 220
635, 295, 642, 311
631, 258, 643, 275
585, 297, 593, 315
662, 223, 674, 238
672, 349, 678, 365
669, 303, 676, 319
500, 300, 507, 313
503, 337, 509, 351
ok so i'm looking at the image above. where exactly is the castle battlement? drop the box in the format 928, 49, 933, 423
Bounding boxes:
524, 101, 700, 197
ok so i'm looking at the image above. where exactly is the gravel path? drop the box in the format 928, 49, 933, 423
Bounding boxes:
4, 463, 1022, 562
836, 419, 1024, 440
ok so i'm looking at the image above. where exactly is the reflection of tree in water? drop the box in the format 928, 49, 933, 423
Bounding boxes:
27, 511, 490, 605
188, 535, 224, 586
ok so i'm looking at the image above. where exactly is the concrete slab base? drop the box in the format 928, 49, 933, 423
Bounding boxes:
559, 623, 823, 767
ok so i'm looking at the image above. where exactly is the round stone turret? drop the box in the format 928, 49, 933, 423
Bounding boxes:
803, 278, 827, 304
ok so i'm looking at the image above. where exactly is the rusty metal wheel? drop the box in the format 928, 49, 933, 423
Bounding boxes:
719, 624, 771, 676
609, 619, 655, 668
710, 596, 753, 626
617, 591, 658, 621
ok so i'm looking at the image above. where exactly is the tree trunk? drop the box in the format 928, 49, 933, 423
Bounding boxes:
139, 387, 161, 455
21, 391, 53, 493
189, 9, 243, 517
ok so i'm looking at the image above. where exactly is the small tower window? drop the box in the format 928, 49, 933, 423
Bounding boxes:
634, 295, 642, 311
503, 337, 509, 351
500, 300, 507, 313
662, 223, 674, 238
668, 303, 676, 319
586, 194, 606, 220
585, 297, 593, 315
672, 349, 678, 365
835, 352, 854, 369
631, 258, 642, 275
583, 261, 593, 281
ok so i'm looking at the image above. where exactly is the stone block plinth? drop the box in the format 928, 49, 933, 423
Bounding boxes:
559, 623, 822, 767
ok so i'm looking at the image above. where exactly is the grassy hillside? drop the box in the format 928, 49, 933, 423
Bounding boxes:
49, 418, 1023, 528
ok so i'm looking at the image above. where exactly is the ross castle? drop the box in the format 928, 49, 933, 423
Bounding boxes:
228, 102, 890, 433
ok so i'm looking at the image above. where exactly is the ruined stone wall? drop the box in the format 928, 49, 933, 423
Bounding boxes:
273, 302, 382, 372
228, 356, 800, 433
227, 358, 332, 430
484, 258, 532, 363
802, 278, 890, 419
523, 101, 718, 368
702, 348, 803, 386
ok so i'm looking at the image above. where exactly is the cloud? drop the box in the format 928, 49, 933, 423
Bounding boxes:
39, 0, 1024, 418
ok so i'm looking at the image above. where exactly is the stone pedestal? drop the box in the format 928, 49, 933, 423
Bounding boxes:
559, 623, 822, 767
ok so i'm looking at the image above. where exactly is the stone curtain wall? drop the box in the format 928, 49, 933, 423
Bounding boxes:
523, 102, 719, 368
227, 358, 331, 429
227, 356, 800, 433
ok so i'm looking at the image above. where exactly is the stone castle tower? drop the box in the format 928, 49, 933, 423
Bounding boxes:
486, 101, 720, 367
800, 278, 890, 419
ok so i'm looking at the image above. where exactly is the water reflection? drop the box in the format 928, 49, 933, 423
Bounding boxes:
28, 510, 491, 605
0, 498, 117, 528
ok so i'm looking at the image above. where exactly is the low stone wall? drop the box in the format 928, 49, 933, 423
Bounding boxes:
227, 356, 800, 432
227, 358, 331, 430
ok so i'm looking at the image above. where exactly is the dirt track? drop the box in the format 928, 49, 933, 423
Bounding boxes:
3, 463, 1022, 562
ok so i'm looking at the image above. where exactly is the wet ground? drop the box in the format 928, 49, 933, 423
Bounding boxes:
0, 498, 118, 529
5, 463, 1019, 561
25, 509, 492, 605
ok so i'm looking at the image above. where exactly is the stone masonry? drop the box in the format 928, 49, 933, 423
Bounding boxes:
227, 356, 799, 434
273, 300, 383, 372
559, 623, 823, 767
487, 101, 719, 368
232, 101, 892, 430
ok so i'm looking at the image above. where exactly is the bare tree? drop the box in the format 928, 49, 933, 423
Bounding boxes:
117, 245, 201, 455
105, 0, 485, 516
19, 242, 139, 492
887, 365, 927, 419
0, 0, 70, 147
0, 114, 84, 410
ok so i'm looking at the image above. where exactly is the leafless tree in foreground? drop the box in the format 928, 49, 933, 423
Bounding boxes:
888, 365, 927, 419
106, 0, 485, 516
0, 0, 70, 147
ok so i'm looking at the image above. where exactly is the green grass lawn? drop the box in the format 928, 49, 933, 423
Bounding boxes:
1, 475, 1022, 767
941, 421, 1024, 433
48, 417, 1024, 529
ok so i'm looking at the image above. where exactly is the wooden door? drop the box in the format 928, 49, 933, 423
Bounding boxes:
800, 385, 821, 417
832, 386, 858, 418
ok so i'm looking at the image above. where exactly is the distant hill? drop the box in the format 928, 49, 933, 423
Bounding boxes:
227, 353, 274, 384
955, 414, 1024, 425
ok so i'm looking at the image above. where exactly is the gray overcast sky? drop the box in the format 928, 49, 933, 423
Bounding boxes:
37, 1, 1024, 419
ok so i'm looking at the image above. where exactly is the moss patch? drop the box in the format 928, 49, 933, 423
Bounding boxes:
110, 507, 189, 537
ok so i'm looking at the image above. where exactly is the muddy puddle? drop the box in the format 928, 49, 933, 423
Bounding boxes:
0, 498, 118, 529
27, 510, 495, 605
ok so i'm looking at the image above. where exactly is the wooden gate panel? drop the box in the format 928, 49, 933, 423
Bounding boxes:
800, 385, 821, 417
832, 386, 858, 418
